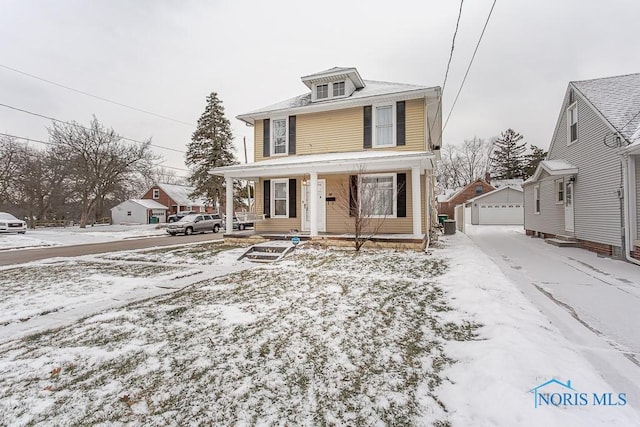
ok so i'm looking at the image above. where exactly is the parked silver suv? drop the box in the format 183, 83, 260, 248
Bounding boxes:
166, 213, 222, 236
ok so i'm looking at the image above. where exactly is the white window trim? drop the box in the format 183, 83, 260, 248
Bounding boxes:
271, 179, 289, 218
534, 184, 541, 214
359, 173, 397, 218
372, 103, 396, 148
152, 189, 160, 199
332, 81, 347, 98
556, 179, 564, 204
271, 117, 288, 156
315, 83, 329, 100
567, 102, 578, 146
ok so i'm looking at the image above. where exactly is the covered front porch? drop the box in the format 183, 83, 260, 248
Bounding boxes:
212, 151, 437, 239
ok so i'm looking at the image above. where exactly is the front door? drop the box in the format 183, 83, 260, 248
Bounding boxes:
302, 179, 326, 232
564, 181, 575, 232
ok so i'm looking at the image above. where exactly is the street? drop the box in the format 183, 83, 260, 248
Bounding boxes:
0, 232, 224, 266
466, 225, 640, 410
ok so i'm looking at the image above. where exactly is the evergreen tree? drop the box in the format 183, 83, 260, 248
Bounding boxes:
523, 144, 547, 179
490, 128, 527, 179
186, 92, 237, 208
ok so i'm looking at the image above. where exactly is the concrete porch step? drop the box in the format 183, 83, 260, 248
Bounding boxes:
554, 234, 577, 242
238, 241, 296, 263
545, 238, 579, 248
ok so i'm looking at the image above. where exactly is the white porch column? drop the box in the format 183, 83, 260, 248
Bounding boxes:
411, 166, 422, 237
226, 176, 234, 234
309, 171, 318, 237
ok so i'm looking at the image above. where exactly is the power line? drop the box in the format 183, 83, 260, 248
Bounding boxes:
430, 0, 465, 140
0, 63, 196, 127
442, 0, 498, 134
0, 102, 186, 154
0, 131, 191, 174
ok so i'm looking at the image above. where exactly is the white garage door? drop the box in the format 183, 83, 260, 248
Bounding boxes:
478, 203, 523, 225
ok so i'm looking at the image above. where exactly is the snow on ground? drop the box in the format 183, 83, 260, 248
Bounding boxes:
0, 224, 167, 250
1, 236, 638, 425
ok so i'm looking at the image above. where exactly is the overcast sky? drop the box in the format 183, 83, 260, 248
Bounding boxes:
2, 0, 639, 181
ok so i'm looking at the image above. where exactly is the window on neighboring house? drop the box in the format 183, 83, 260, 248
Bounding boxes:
316, 84, 328, 100
272, 179, 289, 217
568, 104, 578, 144
360, 174, 396, 217
556, 180, 564, 203
153, 189, 160, 199
272, 118, 287, 155
374, 105, 394, 147
333, 81, 345, 97
127, 211, 132, 216
534, 185, 541, 213
475, 185, 483, 195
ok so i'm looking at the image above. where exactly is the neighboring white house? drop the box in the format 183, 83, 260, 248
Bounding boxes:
466, 186, 524, 225
111, 199, 168, 224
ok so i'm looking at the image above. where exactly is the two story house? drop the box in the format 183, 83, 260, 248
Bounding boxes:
523, 73, 640, 263
213, 67, 442, 241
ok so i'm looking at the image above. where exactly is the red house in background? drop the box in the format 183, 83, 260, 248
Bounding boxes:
141, 183, 214, 215
437, 178, 495, 219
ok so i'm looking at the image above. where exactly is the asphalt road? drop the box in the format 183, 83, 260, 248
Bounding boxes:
0, 232, 224, 266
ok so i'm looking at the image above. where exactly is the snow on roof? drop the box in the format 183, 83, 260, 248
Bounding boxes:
212, 150, 435, 179
572, 72, 640, 143
465, 186, 523, 204
490, 179, 524, 190
130, 199, 168, 209
156, 183, 207, 206
238, 80, 437, 123
524, 159, 579, 184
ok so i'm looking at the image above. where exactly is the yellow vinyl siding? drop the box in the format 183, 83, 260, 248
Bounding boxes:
255, 172, 425, 234
254, 177, 302, 232
254, 98, 427, 162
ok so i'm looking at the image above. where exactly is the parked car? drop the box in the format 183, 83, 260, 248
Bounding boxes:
0, 212, 27, 234
166, 213, 221, 235
167, 211, 199, 223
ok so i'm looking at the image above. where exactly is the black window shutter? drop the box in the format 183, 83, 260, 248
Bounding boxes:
288, 179, 296, 218
263, 119, 270, 158
363, 106, 372, 148
396, 101, 406, 146
349, 175, 358, 217
288, 116, 296, 155
397, 173, 407, 217
263, 180, 271, 218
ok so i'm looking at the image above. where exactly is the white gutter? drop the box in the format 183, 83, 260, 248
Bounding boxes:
622, 153, 640, 266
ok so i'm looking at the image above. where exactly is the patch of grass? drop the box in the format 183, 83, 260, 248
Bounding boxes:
0, 247, 481, 426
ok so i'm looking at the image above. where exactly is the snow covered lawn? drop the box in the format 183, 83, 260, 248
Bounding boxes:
0, 236, 638, 425
0, 224, 167, 250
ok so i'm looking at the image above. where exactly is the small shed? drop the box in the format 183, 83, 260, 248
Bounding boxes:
466, 186, 524, 225
111, 199, 169, 224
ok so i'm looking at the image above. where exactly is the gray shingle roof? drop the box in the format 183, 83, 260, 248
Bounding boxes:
240, 80, 434, 118
572, 72, 640, 143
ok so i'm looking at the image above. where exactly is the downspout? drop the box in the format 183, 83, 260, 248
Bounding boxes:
622, 154, 640, 265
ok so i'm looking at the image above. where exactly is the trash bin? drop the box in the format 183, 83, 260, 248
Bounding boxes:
150, 216, 159, 224
443, 219, 456, 235
437, 214, 448, 225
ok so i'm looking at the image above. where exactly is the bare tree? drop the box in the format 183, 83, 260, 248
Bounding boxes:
49, 116, 157, 227
0, 136, 24, 208
338, 165, 405, 251
436, 137, 493, 192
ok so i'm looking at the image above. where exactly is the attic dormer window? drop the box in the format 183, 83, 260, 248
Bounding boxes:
333, 81, 345, 97
316, 84, 328, 99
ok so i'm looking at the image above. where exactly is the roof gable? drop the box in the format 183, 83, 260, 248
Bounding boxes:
156, 183, 207, 206
445, 179, 495, 203
524, 159, 578, 184
572, 73, 640, 143
465, 186, 523, 203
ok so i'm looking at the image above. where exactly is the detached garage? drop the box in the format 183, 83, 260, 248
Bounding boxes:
467, 186, 524, 225
111, 199, 168, 225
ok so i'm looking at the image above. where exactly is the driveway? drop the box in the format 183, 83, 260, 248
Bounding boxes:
466, 225, 640, 407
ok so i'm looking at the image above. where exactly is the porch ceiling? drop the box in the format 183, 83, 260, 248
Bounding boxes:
211, 151, 435, 180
